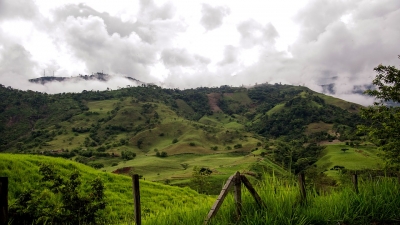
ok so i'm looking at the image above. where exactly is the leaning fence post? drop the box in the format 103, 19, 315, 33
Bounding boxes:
0, 177, 8, 225
204, 174, 235, 225
233, 172, 242, 220
298, 172, 306, 203
240, 175, 267, 209
132, 174, 141, 225
352, 173, 359, 194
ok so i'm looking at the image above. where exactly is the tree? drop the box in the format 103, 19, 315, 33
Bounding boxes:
341, 148, 349, 153
9, 164, 106, 224
359, 57, 400, 166
191, 166, 212, 194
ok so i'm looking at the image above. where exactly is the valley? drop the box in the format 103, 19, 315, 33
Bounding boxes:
0, 82, 395, 224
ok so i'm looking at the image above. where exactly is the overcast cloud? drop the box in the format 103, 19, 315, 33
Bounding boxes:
0, 0, 400, 105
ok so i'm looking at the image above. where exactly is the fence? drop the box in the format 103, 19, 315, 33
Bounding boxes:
0, 172, 372, 225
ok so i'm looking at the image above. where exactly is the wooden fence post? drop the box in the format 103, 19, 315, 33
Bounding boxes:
233, 172, 242, 220
0, 177, 8, 225
204, 174, 235, 225
240, 175, 267, 209
352, 173, 359, 194
298, 172, 306, 203
132, 174, 141, 225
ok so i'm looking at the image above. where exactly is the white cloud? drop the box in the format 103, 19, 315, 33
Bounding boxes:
0, 0, 399, 105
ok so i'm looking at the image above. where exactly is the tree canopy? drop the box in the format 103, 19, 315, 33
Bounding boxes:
359, 56, 400, 165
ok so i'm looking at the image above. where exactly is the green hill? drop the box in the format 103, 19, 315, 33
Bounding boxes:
2, 153, 400, 225
0, 153, 214, 223
0, 83, 369, 191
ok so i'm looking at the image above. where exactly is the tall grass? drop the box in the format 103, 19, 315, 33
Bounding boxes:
2, 154, 400, 224
143, 174, 400, 225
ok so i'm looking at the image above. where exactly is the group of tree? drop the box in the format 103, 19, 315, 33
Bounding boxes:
359, 56, 400, 167
9, 164, 106, 224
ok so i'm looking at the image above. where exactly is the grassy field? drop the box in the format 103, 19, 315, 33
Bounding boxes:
305, 122, 334, 135
0, 153, 214, 222
266, 103, 285, 116
316, 94, 361, 113
317, 142, 384, 178
3, 153, 399, 225
103, 152, 286, 187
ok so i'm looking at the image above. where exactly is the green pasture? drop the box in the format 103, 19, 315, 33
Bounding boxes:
103, 153, 268, 181
317, 142, 383, 178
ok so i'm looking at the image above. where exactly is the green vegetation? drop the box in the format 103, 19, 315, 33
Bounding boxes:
359, 57, 400, 166
145, 175, 400, 225
0, 154, 213, 223
3, 76, 398, 224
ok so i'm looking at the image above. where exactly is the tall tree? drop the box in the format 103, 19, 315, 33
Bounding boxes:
359, 56, 400, 166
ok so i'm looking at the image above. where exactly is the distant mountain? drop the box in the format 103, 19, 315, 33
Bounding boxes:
320, 83, 374, 95
28, 72, 146, 85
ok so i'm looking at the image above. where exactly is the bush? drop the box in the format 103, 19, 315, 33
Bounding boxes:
9, 164, 106, 224
156, 151, 168, 158
172, 138, 178, 144
89, 162, 104, 169
121, 150, 136, 160
234, 144, 243, 149
189, 142, 196, 146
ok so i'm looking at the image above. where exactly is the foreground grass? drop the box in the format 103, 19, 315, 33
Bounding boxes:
3, 153, 399, 225
143, 174, 400, 225
0, 153, 214, 223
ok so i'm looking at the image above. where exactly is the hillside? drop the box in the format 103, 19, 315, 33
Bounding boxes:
0, 153, 214, 223
2, 153, 400, 225
0, 83, 367, 188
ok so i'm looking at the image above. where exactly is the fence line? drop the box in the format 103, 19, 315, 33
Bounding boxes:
0, 171, 373, 225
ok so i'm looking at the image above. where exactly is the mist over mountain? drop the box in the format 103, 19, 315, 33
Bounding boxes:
1, 0, 399, 106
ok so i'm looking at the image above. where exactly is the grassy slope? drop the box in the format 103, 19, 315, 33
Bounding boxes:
0, 153, 213, 222
305, 122, 334, 135
317, 142, 383, 179
104, 153, 284, 182
3, 153, 399, 225
316, 94, 361, 113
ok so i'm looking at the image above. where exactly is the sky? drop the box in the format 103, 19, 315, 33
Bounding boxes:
0, 0, 400, 105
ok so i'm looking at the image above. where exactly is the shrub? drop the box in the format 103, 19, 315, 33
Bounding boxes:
234, 144, 243, 149
156, 151, 168, 158
121, 150, 136, 160
89, 162, 104, 169
9, 164, 106, 224
172, 138, 178, 144
189, 142, 196, 146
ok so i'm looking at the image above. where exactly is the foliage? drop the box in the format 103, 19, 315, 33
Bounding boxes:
156, 151, 168, 157
190, 166, 212, 194
359, 57, 400, 166
121, 150, 136, 160
274, 141, 325, 174
9, 164, 106, 224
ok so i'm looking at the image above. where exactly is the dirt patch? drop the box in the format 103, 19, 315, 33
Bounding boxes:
355, 149, 369, 157
112, 166, 134, 174
207, 93, 222, 112
319, 140, 341, 145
